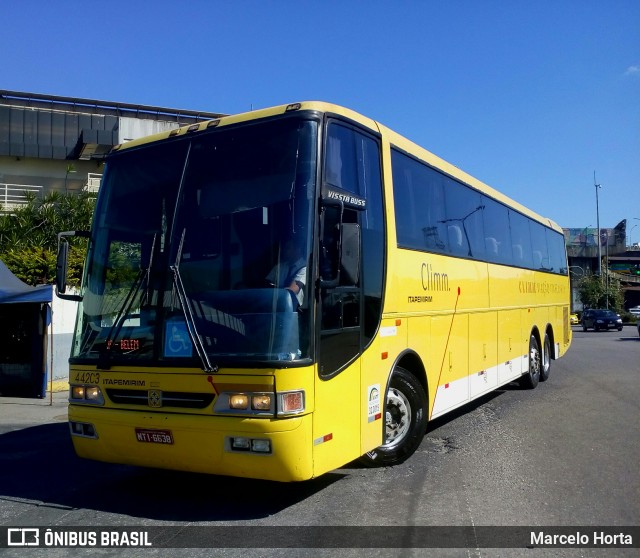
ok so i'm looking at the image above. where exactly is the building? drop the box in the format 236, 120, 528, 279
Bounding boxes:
565, 220, 640, 311
0, 89, 223, 211
0, 89, 224, 389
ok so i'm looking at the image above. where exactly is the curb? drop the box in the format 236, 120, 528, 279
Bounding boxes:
48, 379, 69, 393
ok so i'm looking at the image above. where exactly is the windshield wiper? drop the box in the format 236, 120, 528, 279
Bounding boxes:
97, 234, 157, 369
170, 228, 217, 373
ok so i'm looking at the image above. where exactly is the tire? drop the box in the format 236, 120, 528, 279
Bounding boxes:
359, 367, 428, 467
520, 334, 541, 389
540, 332, 551, 382
582, 323, 587, 332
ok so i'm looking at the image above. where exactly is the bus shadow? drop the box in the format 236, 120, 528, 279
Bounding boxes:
0, 423, 344, 521
426, 388, 509, 433
343, 386, 516, 471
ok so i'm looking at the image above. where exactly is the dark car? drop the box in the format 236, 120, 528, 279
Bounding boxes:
581, 309, 623, 332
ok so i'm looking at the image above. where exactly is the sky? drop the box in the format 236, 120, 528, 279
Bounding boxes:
3, 1, 639, 240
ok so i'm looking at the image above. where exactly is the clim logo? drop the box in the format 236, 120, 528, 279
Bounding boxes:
421, 263, 450, 292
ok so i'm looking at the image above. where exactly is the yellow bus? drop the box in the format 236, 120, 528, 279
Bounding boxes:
56, 101, 572, 482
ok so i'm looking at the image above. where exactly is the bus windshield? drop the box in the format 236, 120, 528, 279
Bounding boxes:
73, 117, 318, 366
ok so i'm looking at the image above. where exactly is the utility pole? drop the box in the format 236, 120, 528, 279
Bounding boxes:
594, 171, 601, 277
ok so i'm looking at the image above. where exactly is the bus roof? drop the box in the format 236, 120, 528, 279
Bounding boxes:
111, 101, 563, 233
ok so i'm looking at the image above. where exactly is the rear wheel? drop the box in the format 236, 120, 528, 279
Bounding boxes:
540, 332, 551, 382
359, 366, 428, 467
520, 334, 541, 389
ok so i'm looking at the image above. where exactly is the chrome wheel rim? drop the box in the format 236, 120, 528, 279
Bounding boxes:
543, 337, 551, 372
530, 340, 541, 380
382, 387, 411, 450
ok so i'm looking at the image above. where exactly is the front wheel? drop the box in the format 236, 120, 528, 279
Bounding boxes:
520, 334, 541, 389
359, 367, 428, 467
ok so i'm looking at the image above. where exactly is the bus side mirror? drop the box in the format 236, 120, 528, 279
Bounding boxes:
339, 222, 360, 286
56, 231, 88, 301
56, 239, 69, 294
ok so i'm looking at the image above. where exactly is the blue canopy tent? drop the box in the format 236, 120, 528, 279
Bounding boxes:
0, 260, 52, 398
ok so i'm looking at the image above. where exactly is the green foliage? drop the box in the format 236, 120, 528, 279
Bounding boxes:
578, 273, 624, 312
0, 192, 95, 286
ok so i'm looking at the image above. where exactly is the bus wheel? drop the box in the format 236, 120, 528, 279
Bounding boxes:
358, 367, 428, 467
540, 332, 551, 382
520, 334, 541, 389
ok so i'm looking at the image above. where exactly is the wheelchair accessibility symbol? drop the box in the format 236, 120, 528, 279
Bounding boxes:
164, 320, 193, 357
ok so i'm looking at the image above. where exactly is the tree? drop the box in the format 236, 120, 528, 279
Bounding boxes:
0, 191, 95, 286
578, 273, 624, 312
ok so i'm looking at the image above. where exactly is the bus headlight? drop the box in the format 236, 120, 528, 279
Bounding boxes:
215, 390, 301, 416
218, 392, 275, 414
70, 384, 104, 405
251, 394, 272, 411
229, 394, 249, 410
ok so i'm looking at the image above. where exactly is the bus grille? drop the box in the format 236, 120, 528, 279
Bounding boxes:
105, 389, 215, 409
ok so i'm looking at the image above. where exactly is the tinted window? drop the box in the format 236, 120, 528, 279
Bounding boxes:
444, 177, 485, 259
509, 210, 533, 268
392, 149, 447, 253
530, 221, 548, 270
482, 196, 512, 266
546, 229, 568, 274
321, 123, 385, 376
325, 124, 359, 194
390, 147, 565, 274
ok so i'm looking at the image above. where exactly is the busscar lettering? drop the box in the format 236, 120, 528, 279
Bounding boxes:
518, 280, 566, 295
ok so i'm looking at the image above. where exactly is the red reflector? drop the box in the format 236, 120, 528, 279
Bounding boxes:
444, 383, 450, 389
374, 413, 382, 421
395, 319, 402, 326
381, 352, 388, 360
323, 433, 333, 442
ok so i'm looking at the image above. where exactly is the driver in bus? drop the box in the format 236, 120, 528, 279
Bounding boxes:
265, 237, 306, 309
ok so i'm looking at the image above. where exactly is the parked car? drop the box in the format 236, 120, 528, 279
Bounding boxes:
637, 321, 640, 337
570, 313, 579, 325
628, 306, 640, 317
581, 309, 623, 332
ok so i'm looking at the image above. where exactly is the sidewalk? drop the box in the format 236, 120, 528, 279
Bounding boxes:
0, 390, 69, 434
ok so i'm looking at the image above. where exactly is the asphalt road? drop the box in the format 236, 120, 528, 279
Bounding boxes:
0, 326, 638, 558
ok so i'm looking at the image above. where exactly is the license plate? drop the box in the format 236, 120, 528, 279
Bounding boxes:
135, 428, 174, 445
